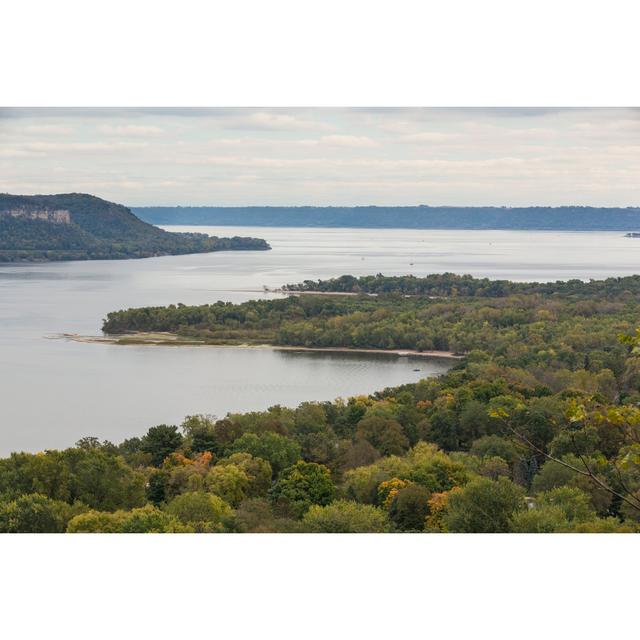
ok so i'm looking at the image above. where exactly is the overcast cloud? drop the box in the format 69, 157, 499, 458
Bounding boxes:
1, 107, 638, 207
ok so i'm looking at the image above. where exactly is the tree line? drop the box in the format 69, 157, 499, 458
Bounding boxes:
284, 273, 640, 298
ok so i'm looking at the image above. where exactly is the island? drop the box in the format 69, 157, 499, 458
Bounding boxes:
101, 272, 640, 352
0, 193, 270, 262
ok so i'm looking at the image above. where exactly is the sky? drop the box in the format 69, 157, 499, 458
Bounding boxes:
1, 107, 639, 207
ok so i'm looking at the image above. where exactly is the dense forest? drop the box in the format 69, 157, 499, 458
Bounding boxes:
3, 274, 640, 532
103, 273, 640, 356
284, 273, 640, 298
134, 204, 640, 231
0, 193, 270, 262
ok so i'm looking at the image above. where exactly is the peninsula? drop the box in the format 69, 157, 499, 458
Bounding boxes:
0, 193, 270, 262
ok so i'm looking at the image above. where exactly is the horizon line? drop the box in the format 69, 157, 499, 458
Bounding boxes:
128, 203, 640, 209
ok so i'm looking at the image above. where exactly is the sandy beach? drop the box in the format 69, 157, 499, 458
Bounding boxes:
58, 332, 463, 359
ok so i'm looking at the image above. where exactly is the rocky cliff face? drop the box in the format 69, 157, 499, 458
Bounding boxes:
0, 208, 71, 224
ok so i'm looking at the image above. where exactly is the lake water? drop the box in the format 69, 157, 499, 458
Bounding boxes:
1, 226, 639, 455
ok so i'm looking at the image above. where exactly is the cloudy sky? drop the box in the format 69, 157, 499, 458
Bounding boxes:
1, 107, 638, 207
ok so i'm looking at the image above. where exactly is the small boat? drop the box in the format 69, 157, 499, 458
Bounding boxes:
413, 368, 421, 372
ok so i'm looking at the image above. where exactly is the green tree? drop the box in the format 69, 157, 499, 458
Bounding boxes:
119, 505, 177, 533
470, 435, 519, 466
424, 406, 459, 450
181, 415, 219, 454
565, 518, 637, 533
513, 487, 608, 533
270, 461, 336, 517
536, 486, 596, 523
205, 464, 250, 506
408, 450, 468, 493
444, 477, 525, 533
229, 432, 301, 477
302, 500, 390, 532
477, 456, 511, 480
217, 453, 272, 497
296, 430, 339, 467
234, 498, 278, 533
355, 416, 409, 456
293, 402, 328, 435
531, 458, 579, 493
165, 464, 205, 498
67, 510, 126, 533
530, 456, 612, 514
141, 425, 184, 467
0, 493, 82, 533
342, 456, 412, 504
117, 437, 151, 467
68, 448, 146, 511
165, 491, 232, 531
458, 400, 493, 446
336, 438, 381, 472
388, 484, 431, 531
0, 449, 145, 512
511, 506, 569, 533
146, 469, 170, 505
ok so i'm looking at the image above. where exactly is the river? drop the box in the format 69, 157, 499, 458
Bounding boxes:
1, 226, 638, 455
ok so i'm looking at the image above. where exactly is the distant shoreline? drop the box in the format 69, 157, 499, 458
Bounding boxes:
134, 204, 640, 232
58, 332, 463, 359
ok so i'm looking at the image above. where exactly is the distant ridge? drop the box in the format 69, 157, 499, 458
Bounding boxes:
133, 205, 640, 231
0, 193, 270, 262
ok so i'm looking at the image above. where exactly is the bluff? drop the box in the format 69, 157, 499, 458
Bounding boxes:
0, 193, 270, 262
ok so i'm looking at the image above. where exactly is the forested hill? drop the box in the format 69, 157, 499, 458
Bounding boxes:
133, 205, 640, 231
0, 193, 270, 262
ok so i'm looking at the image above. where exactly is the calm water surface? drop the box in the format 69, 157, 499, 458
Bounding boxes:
1, 227, 638, 454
